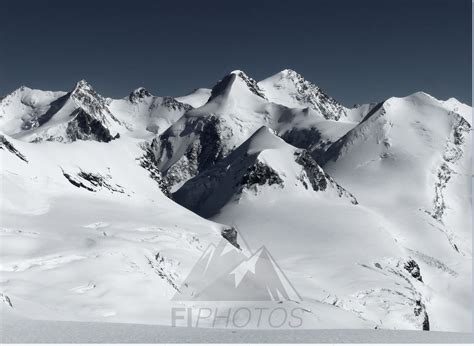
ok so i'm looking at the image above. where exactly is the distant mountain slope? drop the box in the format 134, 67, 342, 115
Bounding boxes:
320, 92, 472, 255
152, 70, 358, 190
173, 126, 357, 217
0, 81, 124, 142
0, 69, 471, 332
0, 83, 195, 142
0, 133, 236, 324
108, 87, 192, 138
175, 88, 212, 108
258, 69, 348, 121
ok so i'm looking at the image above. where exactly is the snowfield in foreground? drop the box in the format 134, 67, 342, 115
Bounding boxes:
0, 69, 471, 337
1, 308, 472, 344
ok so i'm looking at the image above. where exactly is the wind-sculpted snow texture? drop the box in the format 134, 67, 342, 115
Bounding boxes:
0, 70, 471, 332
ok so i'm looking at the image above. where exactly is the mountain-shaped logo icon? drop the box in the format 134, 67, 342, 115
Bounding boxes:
173, 237, 301, 302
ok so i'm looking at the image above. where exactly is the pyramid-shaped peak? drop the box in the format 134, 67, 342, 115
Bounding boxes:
73, 79, 93, 92
263, 68, 308, 83
242, 126, 289, 155
259, 70, 347, 120
209, 70, 267, 101
69, 79, 105, 103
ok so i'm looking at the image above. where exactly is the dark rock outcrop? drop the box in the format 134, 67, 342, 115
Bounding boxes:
62, 169, 124, 193
128, 87, 151, 103
136, 144, 171, 197
241, 161, 283, 188
295, 150, 358, 204
221, 227, 241, 249
0, 135, 28, 162
66, 109, 114, 142
404, 259, 423, 282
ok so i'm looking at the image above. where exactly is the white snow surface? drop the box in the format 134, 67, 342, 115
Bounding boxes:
0, 69, 472, 336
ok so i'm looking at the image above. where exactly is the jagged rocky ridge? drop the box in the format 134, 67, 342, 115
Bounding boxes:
429, 114, 471, 223
128, 87, 152, 103
62, 168, 125, 193
173, 127, 358, 217
295, 150, 357, 204
136, 143, 172, 197
151, 115, 231, 190
150, 70, 359, 190
258, 69, 348, 120
0, 134, 28, 162
0, 70, 471, 332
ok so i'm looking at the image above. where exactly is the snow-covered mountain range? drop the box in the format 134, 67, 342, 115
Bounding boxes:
0, 69, 471, 332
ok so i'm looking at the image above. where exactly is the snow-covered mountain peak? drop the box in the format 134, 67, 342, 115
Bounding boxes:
2, 72, 472, 331
70, 79, 109, 111
175, 88, 212, 108
441, 97, 472, 125
208, 70, 267, 102
173, 122, 358, 217
4, 85, 30, 97
240, 126, 288, 155
128, 87, 152, 103
71, 79, 94, 94
258, 69, 348, 121
389, 91, 440, 107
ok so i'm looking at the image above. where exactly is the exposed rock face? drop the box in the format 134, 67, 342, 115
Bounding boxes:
147, 253, 180, 292
71, 80, 121, 124
66, 109, 115, 142
209, 71, 267, 101
414, 299, 430, 331
221, 227, 241, 249
136, 143, 171, 197
0, 135, 28, 162
0, 293, 13, 308
295, 150, 328, 192
151, 115, 230, 189
404, 259, 423, 282
159, 96, 193, 112
128, 87, 152, 103
277, 69, 347, 120
235, 71, 267, 100
295, 150, 358, 204
13, 80, 123, 143
62, 169, 124, 193
280, 127, 324, 156
430, 115, 471, 221
241, 161, 284, 189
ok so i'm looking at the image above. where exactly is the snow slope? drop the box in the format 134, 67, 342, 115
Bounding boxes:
0, 132, 369, 329
174, 126, 357, 217
0, 69, 471, 334
176, 88, 212, 108
258, 69, 349, 121
152, 70, 357, 190
4, 307, 472, 343
108, 87, 192, 138
0, 134, 231, 324
174, 125, 444, 331
319, 92, 472, 331
0, 82, 195, 143
0, 81, 125, 143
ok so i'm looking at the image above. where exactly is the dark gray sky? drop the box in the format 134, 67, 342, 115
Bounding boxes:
1, 0, 471, 106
